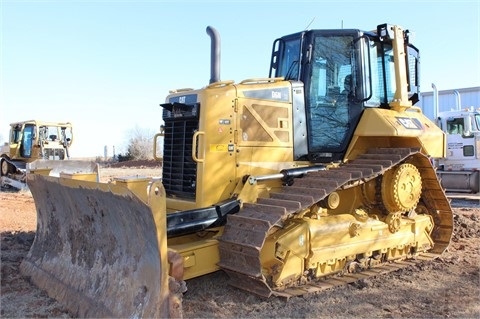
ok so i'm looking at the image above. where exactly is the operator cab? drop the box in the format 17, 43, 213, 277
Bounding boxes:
269, 24, 420, 162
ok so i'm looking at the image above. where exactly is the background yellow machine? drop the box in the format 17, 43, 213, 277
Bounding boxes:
0, 120, 97, 189
21, 24, 452, 318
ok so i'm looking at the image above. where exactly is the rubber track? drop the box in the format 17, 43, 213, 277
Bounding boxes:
217, 148, 453, 298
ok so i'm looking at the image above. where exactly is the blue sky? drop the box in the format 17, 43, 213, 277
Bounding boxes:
1, 0, 479, 157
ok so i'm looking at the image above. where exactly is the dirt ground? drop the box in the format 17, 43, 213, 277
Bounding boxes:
1, 165, 479, 318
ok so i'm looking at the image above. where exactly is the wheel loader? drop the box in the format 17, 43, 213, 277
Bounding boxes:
0, 120, 98, 190
20, 24, 453, 318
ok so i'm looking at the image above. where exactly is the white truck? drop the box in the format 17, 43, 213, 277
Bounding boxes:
435, 107, 480, 193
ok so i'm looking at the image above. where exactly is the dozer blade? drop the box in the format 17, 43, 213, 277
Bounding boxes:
20, 174, 181, 318
27, 159, 99, 177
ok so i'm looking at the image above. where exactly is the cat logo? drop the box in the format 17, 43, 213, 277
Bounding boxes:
272, 91, 282, 99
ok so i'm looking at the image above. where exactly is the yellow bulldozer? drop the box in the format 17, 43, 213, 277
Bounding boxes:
0, 120, 98, 190
20, 24, 453, 318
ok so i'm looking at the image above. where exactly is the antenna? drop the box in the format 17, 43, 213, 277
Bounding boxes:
305, 17, 315, 30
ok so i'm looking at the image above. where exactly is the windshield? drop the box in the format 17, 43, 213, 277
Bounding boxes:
275, 38, 302, 80
11, 126, 22, 143
362, 37, 419, 107
21, 125, 34, 158
474, 114, 480, 131
364, 39, 395, 106
308, 35, 354, 149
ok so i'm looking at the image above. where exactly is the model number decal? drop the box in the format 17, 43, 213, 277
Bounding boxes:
396, 117, 422, 130
243, 87, 290, 101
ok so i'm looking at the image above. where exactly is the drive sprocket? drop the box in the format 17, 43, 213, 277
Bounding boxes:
381, 163, 422, 213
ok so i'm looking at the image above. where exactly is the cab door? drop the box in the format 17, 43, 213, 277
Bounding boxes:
20, 124, 35, 158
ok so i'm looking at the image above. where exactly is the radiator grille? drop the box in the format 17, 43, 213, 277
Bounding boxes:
162, 106, 198, 199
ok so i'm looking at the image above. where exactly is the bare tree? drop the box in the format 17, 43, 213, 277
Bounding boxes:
125, 126, 155, 160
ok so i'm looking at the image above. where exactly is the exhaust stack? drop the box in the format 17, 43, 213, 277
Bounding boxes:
454, 90, 461, 110
206, 26, 221, 84
432, 83, 439, 118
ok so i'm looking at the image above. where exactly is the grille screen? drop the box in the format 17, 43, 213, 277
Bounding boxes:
162, 104, 199, 198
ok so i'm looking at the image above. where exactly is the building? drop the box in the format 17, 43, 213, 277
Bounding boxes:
419, 86, 480, 120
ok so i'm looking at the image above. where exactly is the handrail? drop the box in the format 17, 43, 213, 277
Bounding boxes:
207, 80, 234, 88
239, 77, 284, 84
192, 131, 205, 163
